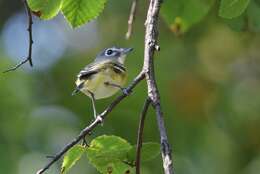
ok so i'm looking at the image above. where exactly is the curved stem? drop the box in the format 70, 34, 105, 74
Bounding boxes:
135, 98, 151, 174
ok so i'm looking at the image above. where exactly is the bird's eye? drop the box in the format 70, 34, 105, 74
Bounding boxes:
106, 49, 113, 56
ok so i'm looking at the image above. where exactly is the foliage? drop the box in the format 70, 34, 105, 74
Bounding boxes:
226, 0, 260, 31
219, 0, 250, 19
61, 145, 85, 174
27, 0, 260, 32
127, 142, 161, 162
61, 0, 107, 28
61, 135, 160, 174
27, 0, 63, 20
161, 0, 260, 34
27, 0, 107, 28
161, 0, 215, 34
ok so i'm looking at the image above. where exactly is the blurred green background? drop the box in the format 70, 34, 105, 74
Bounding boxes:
1, 0, 260, 174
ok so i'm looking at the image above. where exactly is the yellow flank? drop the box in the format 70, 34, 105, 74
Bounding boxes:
76, 67, 127, 99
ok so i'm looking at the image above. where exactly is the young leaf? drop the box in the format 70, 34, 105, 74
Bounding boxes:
61, 145, 86, 174
127, 142, 161, 162
161, 0, 215, 34
219, 0, 250, 19
61, 0, 107, 28
86, 135, 133, 174
27, 0, 63, 20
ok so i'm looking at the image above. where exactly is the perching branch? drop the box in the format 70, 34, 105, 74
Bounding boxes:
36, 71, 145, 174
3, 0, 33, 73
36, 0, 174, 173
143, 0, 174, 174
135, 98, 151, 174
125, 0, 138, 39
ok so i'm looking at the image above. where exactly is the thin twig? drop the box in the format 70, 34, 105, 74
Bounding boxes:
3, 0, 33, 73
143, 0, 174, 173
36, 0, 174, 173
36, 72, 145, 174
135, 98, 151, 174
125, 0, 138, 39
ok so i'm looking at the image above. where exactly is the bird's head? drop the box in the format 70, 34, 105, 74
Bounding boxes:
95, 47, 133, 64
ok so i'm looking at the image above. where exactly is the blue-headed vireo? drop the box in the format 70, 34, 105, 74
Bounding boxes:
72, 47, 133, 119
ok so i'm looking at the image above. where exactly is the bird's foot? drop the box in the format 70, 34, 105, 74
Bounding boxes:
122, 87, 131, 96
104, 82, 131, 96
82, 137, 89, 147
96, 115, 104, 125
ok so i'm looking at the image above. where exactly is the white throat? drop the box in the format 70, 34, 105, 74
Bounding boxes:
118, 55, 126, 64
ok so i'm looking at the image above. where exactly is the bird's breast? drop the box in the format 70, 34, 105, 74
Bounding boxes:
79, 68, 127, 99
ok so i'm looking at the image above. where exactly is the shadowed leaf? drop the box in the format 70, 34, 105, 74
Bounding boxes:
219, 0, 250, 19
161, 0, 215, 34
127, 142, 160, 162
225, 0, 260, 32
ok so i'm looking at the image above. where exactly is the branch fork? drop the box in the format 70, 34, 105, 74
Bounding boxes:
36, 0, 174, 173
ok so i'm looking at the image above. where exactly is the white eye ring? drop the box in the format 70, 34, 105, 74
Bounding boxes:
105, 49, 113, 56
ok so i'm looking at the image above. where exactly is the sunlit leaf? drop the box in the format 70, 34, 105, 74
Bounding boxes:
27, 0, 63, 20
86, 135, 133, 174
219, 0, 250, 19
61, 145, 86, 174
127, 142, 161, 162
161, 0, 215, 34
61, 0, 107, 28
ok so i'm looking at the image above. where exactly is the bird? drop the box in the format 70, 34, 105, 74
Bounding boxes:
72, 46, 133, 120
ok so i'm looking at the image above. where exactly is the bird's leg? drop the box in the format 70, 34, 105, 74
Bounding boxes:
81, 137, 89, 147
88, 90, 97, 118
104, 82, 131, 95
87, 90, 103, 123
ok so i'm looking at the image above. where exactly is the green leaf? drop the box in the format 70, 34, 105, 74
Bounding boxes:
90, 160, 135, 174
86, 135, 133, 174
219, 0, 250, 19
161, 0, 215, 34
27, 0, 63, 20
127, 142, 161, 162
225, 0, 260, 32
247, 0, 260, 31
61, 145, 86, 174
225, 14, 248, 31
61, 0, 107, 28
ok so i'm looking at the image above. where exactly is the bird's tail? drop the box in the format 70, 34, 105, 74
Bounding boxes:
71, 82, 84, 96
71, 88, 80, 96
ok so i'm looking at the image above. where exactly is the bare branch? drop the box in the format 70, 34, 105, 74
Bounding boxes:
36, 71, 145, 174
143, 0, 174, 173
3, 0, 33, 73
135, 98, 151, 174
125, 0, 138, 39
36, 0, 174, 173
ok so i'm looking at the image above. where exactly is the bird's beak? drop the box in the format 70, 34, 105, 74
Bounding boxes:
122, 48, 133, 54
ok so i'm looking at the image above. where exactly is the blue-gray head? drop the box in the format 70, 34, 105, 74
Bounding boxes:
95, 47, 133, 64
